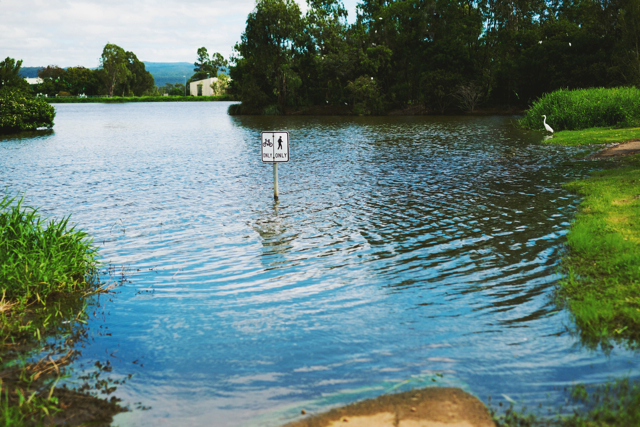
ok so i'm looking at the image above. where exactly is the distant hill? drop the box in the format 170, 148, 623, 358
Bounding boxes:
19, 67, 42, 78
143, 62, 196, 87
143, 62, 229, 87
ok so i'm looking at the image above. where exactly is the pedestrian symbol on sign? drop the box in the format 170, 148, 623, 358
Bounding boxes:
261, 131, 289, 163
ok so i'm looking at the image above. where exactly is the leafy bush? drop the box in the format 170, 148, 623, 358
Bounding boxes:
0, 89, 55, 134
0, 194, 99, 302
520, 87, 640, 131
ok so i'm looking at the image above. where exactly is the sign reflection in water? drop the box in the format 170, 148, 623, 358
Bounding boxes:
0, 102, 638, 427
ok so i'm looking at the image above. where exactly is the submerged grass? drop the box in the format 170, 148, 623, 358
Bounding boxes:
519, 87, 640, 132
0, 193, 125, 425
491, 377, 640, 426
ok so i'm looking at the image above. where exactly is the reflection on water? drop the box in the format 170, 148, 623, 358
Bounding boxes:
1, 103, 638, 426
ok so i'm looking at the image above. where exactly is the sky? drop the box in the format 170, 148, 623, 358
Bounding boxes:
1, 0, 360, 68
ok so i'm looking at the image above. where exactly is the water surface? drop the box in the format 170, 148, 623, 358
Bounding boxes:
1, 102, 637, 426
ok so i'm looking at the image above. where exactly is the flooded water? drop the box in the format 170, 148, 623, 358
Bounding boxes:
1, 102, 638, 426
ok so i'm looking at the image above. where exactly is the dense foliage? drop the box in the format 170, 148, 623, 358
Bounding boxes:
0, 57, 31, 93
0, 194, 98, 302
230, 0, 640, 114
520, 87, 640, 131
0, 88, 55, 133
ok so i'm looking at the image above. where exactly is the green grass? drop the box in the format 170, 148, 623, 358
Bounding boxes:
544, 127, 640, 147
0, 194, 98, 303
520, 87, 640, 132
541, 123, 640, 346
491, 378, 640, 426
559, 158, 640, 346
46, 95, 234, 103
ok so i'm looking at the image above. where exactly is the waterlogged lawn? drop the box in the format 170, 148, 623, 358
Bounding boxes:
544, 127, 640, 147
560, 155, 640, 345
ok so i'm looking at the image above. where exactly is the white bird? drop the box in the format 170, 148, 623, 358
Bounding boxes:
542, 115, 554, 133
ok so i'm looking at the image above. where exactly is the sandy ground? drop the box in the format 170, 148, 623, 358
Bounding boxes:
588, 139, 640, 159
283, 388, 495, 427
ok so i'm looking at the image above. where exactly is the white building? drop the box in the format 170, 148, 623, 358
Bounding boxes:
190, 77, 218, 96
25, 77, 43, 85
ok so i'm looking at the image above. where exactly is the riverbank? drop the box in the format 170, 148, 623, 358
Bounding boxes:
0, 194, 124, 425
541, 128, 640, 346
46, 94, 234, 103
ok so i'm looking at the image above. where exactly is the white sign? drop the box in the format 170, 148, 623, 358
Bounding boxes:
261, 131, 289, 163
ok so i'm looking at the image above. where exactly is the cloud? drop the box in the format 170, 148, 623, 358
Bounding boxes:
0, 0, 359, 67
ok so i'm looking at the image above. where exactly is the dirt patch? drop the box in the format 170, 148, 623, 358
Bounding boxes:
45, 387, 125, 426
587, 140, 640, 159
284, 387, 495, 427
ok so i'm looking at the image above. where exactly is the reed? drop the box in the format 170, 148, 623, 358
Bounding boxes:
0, 194, 99, 303
520, 87, 640, 132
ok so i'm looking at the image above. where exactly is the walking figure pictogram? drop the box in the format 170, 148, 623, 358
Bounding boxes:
277, 136, 283, 150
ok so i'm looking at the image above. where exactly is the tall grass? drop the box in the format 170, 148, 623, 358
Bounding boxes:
519, 87, 640, 132
0, 194, 99, 302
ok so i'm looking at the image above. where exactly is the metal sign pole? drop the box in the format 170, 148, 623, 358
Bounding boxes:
273, 163, 279, 201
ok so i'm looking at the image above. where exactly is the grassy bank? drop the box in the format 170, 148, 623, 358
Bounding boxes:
532, 118, 640, 345
0, 194, 123, 425
548, 127, 640, 147
47, 94, 234, 103
559, 153, 640, 345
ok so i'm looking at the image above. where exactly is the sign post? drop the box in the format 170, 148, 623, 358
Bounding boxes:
261, 131, 289, 201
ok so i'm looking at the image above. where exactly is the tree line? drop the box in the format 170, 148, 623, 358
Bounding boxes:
27, 44, 156, 97
229, 0, 640, 114
1, 44, 229, 98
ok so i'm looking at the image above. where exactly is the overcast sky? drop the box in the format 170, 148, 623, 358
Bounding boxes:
1, 0, 359, 68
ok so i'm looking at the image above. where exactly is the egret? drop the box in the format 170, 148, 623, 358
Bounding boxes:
542, 115, 554, 133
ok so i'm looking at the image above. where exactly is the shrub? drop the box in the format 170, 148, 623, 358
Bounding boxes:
0, 89, 55, 134
0, 194, 99, 302
519, 87, 640, 131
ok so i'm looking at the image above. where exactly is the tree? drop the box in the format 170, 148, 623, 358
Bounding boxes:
65, 66, 101, 96
0, 57, 31, 93
99, 43, 130, 97
231, 0, 304, 112
115, 51, 155, 96
194, 47, 215, 76
37, 65, 68, 96
191, 48, 228, 83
